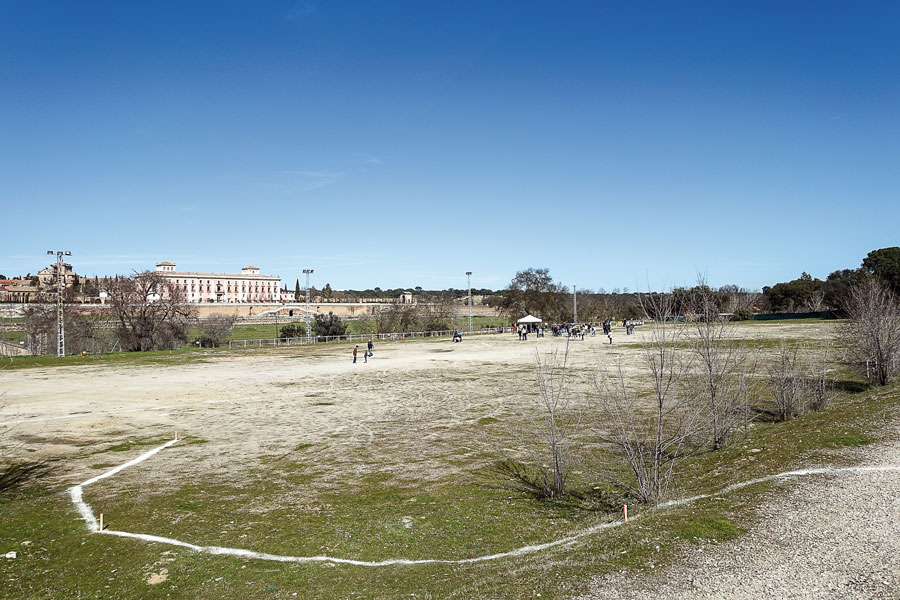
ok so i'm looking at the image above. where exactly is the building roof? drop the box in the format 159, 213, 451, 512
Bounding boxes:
242, 265, 260, 270
156, 261, 176, 266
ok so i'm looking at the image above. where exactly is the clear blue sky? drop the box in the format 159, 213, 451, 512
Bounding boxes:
2, 1, 898, 292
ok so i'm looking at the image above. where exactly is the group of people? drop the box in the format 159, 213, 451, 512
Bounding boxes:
515, 319, 635, 345
601, 320, 615, 344
518, 324, 547, 340
351, 319, 637, 363
352, 338, 375, 363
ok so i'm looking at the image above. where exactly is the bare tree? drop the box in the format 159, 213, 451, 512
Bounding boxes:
371, 301, 457, 334
105, 271, 196, 352
196, 315, 236, 347
21, 303, 96, 355
719, 285, 760, 316
373, 304, 418, 333
804, 290, 826, 313
592, 291, 699, 504
503, 344, 582, 499
807, 341, 833, 411
842, 278, 900, 386
418, 299, 457, 332
686, 283, 753, 450
22, 303, 55, 355
765, 341, 808, 421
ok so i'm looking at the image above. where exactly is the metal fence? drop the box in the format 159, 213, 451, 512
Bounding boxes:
227, 327, 504, 349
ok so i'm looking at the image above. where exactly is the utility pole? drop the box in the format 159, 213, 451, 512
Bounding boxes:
47, 250, 71, 357
573, 284, 577, 324
466, 271, 473, 333
303, 268, 314, 344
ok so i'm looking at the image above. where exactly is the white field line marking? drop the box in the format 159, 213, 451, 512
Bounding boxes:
68, 441, 900, 567
68, 439, 180, 532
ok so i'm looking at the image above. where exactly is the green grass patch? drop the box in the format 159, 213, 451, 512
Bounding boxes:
672, 515, 743, 544
104, 436, 174, 452
88, 463, 117, 470
1, 330, 26, 344
823, 431, 874, 448
1, 347, 218, 371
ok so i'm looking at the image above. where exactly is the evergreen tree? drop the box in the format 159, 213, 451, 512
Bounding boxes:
295, 278, 301, 300
313, 312, 347, 337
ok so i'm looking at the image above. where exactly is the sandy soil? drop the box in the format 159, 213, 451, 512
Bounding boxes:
0, 321, 839, 494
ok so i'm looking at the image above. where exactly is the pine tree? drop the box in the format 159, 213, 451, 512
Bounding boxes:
295, 279, 301, 300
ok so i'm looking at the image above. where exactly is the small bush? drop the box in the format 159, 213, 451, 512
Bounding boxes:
733, 307, 755, 321
279, 323, 306, 339
313, 312, 347, 337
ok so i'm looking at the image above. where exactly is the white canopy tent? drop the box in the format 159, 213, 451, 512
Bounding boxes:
516, 314, 543, 333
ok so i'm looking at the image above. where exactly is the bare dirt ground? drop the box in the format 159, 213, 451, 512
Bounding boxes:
0, 321, 838, 491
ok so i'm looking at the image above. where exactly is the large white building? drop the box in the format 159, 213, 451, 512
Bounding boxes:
155, 262, 281, 303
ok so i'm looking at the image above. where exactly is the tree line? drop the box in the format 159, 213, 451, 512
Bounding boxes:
761, 247, 900, 313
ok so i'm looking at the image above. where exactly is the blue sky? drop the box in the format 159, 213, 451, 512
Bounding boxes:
1, 1, 898, 292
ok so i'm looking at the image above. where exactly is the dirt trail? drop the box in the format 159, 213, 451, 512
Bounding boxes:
578, 433, 900, 600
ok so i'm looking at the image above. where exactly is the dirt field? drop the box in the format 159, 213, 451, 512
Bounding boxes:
4, 319, 870, 599
1, 321, 839, 490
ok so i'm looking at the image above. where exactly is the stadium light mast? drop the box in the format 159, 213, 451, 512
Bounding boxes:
466, 271, 473, 333
573, 284, 577, 324
303, 269, 314, 344
47, 250, 71, 357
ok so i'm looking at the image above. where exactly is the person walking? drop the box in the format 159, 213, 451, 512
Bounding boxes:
353, 345, 358, 363
367, 338, 374, 357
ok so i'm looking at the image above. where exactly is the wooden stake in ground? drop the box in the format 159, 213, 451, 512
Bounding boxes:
623, 504, 628, 523
99, 513, 104, 531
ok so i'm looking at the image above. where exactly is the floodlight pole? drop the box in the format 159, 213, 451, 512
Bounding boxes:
573, 284, 577, 324
466, 271, 473, 333
47, 250, 71, 357
303, 269, 314, 344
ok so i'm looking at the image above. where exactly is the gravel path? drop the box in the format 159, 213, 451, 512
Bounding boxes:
578, 434, 900, 600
